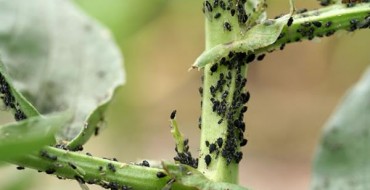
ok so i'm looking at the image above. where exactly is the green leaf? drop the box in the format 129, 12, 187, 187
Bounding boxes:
311, 67, 370, 189
0, 113, 71, 161
162, 162, 249, 190
193, 16, 289, 69
0, 0, 125, 148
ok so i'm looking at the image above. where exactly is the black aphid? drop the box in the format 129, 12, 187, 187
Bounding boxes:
156, 171, 167, 178
217, 138, 223, 147
205, 155, 212, 166
312, 21, 322, 27
214, 12, 221, 19
142, 160, 150, 167
45, 168, 56, 174
257, 54, 266, 61
287, 17, 294, 27
205, 1, 213, 12
210, 63, 218, 73
107, 163, 116, 172
224, 22, 232, 31
325, 21, 332, 27
170, 110, 177, 119
209, 143, 217, 153
240, 139, 248, 146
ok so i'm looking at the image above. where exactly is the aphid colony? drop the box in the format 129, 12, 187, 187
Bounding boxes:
275, 3, 370, 51
0, 73, 27, 121
200, 50, 252, 167
203, 0, 250, 32
173, 138, 199, 168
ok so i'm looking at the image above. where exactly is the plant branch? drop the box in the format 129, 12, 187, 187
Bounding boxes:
193, 2, 370, 69
9, 146, 194, 190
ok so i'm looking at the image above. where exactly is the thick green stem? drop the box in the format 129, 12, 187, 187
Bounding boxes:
10, 146, 194, 190
198, 0, 252, 183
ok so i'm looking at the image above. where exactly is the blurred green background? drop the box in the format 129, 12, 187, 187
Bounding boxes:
1, 0, 370, 189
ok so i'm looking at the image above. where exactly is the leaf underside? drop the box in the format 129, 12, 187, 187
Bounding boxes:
0, 0, 125, 148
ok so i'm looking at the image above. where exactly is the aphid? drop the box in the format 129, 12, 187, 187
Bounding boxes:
98, 166, 104, 171
142, 160, 150, 167
214, 12, 221, 19
170, 110, 177, 119
205, 1, 213, 12
217, 138, 223, 147
241, 106, 248, 113
325, 30, 335, 36
16, 166, 25, 170
287, 17, 294, 27
45, 168, 56, 174
240, 92, 250, 104
240, 139, 248, 146
198, 116, 202, 129
107, 163, 116, 172
86, 152, 92, 156
257, 54, 266, 61
325, 21, 332, 27
350, 19, 358, 25
230, 9, 236, 16
222, 91, 228, 99
205, 140, 210, 147
234, 151, 243, 163
210, 86, 216, 95
312, 21, 322, 27
156, 171, 167, 178
108, 182, 119, 190
198, 87, 203, 96
209, 143, 217, 153
246, 53, 256, 63
94, 126, 100, 136
205, 154, 212, 166
210, 63, 218, 73
213, 0, 219, 7
219, 0, 226, 10
280, 43, 286, 50
224, 22, 232, 31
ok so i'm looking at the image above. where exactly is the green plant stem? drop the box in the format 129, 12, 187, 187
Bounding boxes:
9, 146, 194, 190
198, 0, 249, 183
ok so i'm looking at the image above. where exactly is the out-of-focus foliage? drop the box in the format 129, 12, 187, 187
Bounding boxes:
311, 67, 370, 189
74, 0, 170, 42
